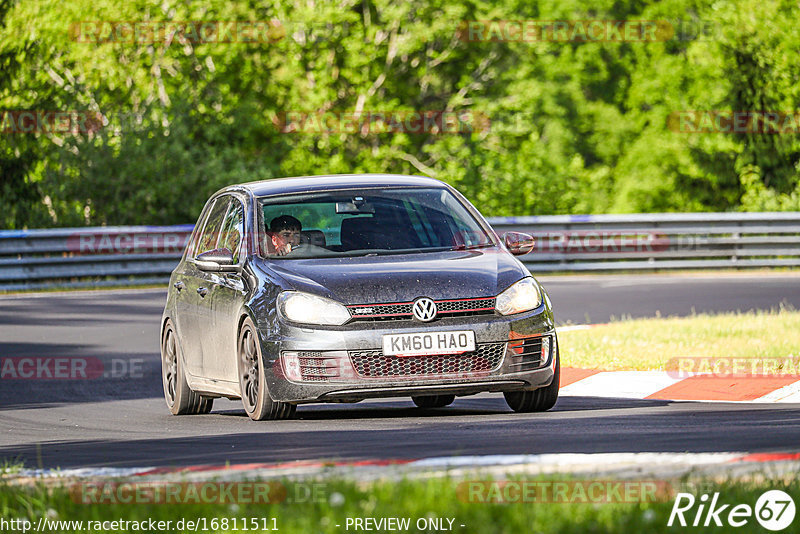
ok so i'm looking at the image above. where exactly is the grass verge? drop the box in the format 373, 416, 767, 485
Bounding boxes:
0, 476, 797, 533
0, 460, 23, 476
559, 308, 800, 371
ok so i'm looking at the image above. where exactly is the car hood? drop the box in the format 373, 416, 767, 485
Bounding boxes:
258, 249, 530, 304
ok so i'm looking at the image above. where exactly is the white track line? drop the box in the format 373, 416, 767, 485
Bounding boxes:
756, 380, 800, 403
559, 371, 684, 399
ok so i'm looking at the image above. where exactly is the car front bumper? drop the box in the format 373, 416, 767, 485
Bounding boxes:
257, 306, 557, 403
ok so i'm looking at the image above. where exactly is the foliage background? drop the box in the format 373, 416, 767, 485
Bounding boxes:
1, 0, 799, 228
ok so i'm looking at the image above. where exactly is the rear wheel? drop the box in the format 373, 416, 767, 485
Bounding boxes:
504, 343, 560, 413
412, 395, 455, 408
161, 319, 213, 415
237, 317, 296, 421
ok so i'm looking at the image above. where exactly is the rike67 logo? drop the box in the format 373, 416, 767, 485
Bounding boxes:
668, 490, 796, 531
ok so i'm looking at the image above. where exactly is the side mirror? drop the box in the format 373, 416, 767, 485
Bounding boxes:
503, 232, 535, 256
195, 248, 240, 272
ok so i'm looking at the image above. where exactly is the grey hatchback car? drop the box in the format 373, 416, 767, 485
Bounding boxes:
161, 174, 559, 420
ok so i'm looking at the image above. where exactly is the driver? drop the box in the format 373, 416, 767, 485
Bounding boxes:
269, 215, 302, 256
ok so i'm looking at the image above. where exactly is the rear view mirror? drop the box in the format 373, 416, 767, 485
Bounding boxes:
336, 197, 375, 214
195, 248, 239, 272
503, 232, 535, 256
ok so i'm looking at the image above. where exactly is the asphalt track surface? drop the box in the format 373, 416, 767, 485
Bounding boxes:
1, 273, 799, 469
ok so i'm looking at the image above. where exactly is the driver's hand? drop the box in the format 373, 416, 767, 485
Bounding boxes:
275, 243, 293, 256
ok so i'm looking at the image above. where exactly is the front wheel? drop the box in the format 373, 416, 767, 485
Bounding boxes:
237, 317, 296, 421
412, 395, 455, 408
504, 344, 560, 413
161, 319, 213, 415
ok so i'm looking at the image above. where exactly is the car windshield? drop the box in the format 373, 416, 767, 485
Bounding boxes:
258, 187, 496, 259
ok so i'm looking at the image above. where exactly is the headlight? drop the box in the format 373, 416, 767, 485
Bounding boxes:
495, 277, 542, 315
277, 291, 352, 325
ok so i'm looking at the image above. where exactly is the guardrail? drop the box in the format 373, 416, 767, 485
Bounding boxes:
493, 212, 800, 272
1, 213, 799, 290
0, 225, 194, 291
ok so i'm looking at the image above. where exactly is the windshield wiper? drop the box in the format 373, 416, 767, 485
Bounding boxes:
450, 243, 493, 251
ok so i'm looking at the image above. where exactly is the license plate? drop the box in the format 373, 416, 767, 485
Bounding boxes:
383, 330, 476, 357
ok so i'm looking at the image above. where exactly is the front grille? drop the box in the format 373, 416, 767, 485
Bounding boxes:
507, 335, 550, 372
297, 351, 340, 381
349, 303, 413, 319
348, 297, 496, 321
349, 342, 506, 378
436, 298, 495, 313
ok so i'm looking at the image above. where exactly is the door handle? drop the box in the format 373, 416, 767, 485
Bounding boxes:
197, 287, 208, 297
173, 281, 185, 292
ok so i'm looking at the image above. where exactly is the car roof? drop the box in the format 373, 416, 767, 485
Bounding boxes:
223, 174, 448, 198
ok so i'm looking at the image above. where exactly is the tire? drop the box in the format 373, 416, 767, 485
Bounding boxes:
237, 316, 296, 421
161, 319, 214, 415
504, 341, 560, 413
198, 397, 214, 414
412, 395, 455, 408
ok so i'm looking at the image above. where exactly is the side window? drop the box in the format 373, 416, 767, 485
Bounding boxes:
219, 200, 245, 263
195, 197, 231, 257
185, 200, 214, 258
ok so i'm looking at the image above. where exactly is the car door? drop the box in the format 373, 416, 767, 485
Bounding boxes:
172, 200, 212, 377
205, 197, 248, 382
181, 196, 232, 377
